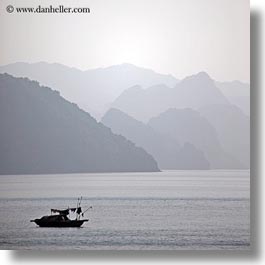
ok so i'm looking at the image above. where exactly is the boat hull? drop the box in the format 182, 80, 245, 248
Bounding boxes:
31, 218, 88, 227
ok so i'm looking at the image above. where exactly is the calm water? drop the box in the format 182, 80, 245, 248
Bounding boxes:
0, 170, 250, 250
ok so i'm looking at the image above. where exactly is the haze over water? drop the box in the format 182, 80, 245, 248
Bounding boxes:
0, 170, 250, 250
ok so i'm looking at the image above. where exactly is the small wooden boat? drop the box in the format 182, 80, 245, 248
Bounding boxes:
31, 214, 88, 227
30, 197, 90, 228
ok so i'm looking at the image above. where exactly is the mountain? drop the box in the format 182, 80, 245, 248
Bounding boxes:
102, 108, 209, 169
215, 81, 250, 116
199, 104, 250, 168
0, 62, 178, 119
0, 73, 159, 174
148, 108, 243, 169
112, 72, 230, 122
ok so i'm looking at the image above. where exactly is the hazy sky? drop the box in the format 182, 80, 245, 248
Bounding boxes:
0, 0, 249, 82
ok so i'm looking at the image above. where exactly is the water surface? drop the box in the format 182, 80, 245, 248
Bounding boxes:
0, 170, 250, 250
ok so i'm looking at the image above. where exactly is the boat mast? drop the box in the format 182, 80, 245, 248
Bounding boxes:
76, 196, 82, 220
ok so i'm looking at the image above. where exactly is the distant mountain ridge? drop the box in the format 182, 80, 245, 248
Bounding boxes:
148, 108, 242, 169
199, 104, 250, 168
102, 108, 210, 169
0, 62, 250, 170
0, 73, 159, 174
215, 80, 250, 116
112, 71, 231, 122
108, 70, 249, 168
0, 62, 249, 119
0, 62, 178, 119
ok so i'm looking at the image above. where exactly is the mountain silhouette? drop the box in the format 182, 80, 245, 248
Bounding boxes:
215, 80, 250, 116
102, 108, 210, 169
0, 63, 249, 171
112, 71, 230, 122
148, 108, 243, 169
0, 62, 178, 119
199, 104, 250, 168
0, 73, 159, 174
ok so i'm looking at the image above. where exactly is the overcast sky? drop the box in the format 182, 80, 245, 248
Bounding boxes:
0, 0, 249, 82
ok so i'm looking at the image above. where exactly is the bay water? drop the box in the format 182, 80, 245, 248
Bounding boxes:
0, 170, 250, 250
